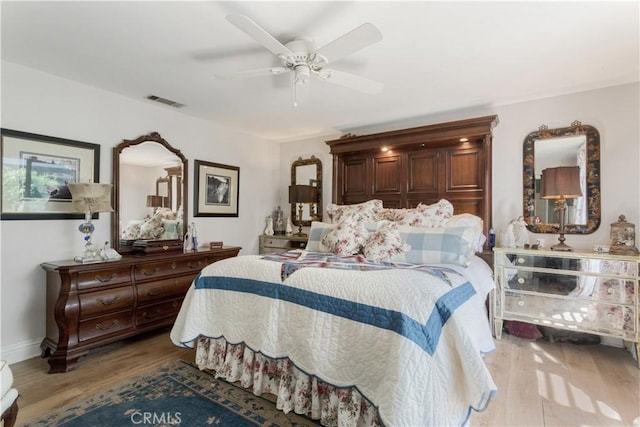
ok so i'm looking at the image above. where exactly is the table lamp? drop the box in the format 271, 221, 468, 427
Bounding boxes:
288, 184, 317, 237
68, 183, 114, 263
540, 166, 582, 251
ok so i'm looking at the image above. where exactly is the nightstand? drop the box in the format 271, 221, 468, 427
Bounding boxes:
259, 234, 308, 254
493, 247, 640, 367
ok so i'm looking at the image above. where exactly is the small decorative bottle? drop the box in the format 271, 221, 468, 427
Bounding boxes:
264, 215, 274, 236
273, 206, 285, 235
190, 222, 198, 250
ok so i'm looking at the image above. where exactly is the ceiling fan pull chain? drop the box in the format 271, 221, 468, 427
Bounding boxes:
292, 74, 298, 108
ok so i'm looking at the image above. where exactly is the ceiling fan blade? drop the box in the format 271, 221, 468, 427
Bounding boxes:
226, 14, 295, 61
315, 23, 382, 64
317, 69, 384, 95
215, 67, 290, 80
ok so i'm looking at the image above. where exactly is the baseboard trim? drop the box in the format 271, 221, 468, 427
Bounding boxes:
1, 338, 43, 365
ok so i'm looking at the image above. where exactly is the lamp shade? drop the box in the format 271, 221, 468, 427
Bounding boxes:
67, 183, 114, 213
289, 185, 317, 204
146, 195, 169, 208
540, 166, 582, 200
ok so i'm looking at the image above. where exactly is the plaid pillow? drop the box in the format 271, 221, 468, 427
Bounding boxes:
305, 221, 336, 252
391, 225, 480, 266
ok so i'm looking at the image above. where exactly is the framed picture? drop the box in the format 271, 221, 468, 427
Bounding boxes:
194, 160, 239, 217
1, 128, 100, 220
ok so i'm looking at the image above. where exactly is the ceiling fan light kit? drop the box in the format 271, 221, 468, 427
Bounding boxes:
216, 14, 384, 106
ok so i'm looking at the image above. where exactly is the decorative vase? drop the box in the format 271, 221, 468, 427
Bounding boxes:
264, 216, 274, 236
286, 217, 293, 235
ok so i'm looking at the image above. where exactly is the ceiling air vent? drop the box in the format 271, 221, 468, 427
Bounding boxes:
146, 95, 185, 108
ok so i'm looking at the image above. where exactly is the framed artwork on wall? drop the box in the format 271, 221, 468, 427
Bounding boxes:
194, 159, 239, 217
1, 128, 100, 220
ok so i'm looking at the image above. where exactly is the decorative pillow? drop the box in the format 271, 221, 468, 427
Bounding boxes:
376, 199, 454, 227
321, 220, 370, 256
160, 219, 180, 240
326, 199, 383, 224
121, 220, 143, 240
305, 221, 336, 252
391, 225, 481, 266
445, 213, 486, 252
363, 221, 411, 262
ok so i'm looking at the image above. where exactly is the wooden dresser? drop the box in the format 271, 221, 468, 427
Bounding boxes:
41, 246, 240, 373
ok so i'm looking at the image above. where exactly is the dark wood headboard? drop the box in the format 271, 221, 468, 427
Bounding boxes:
325, 115, 499, 247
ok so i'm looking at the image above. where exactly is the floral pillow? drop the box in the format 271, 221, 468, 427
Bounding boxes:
326, 199, 383, 224
363, 221, 411, 262
377, 199, 453, 227
321, 219, 370, 256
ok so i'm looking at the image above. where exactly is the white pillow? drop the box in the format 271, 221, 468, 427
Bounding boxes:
445, 213, 486, 252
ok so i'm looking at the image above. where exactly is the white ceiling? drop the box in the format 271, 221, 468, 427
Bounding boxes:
2, 1, 638, 143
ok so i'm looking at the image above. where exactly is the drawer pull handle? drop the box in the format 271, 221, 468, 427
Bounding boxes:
146, 289, 161, 296
142, 310, 161, 319
171, 262, 177, 270
97, 296, 120, 305
517, 258, 525, 264
141, 267, 161, 276
163, 245, 169, 251
188, 261, 202, 269
518, 278, 525, 284
518, 300, 525, 307
95, 273, 117, 283
173, 300, 179, 308
96, 319, 119, 330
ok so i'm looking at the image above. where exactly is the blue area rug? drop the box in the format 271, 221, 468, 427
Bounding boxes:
25, 360, 319, 426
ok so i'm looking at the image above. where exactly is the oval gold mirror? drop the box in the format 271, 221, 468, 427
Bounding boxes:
523, 121, 601, 234
290, 155, 322, 227
112, 132, 188, 253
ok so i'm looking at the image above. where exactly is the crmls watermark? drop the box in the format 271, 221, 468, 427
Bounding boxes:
130, 411, 182, 425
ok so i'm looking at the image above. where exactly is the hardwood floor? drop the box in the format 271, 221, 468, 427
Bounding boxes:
9, 329, 640, 426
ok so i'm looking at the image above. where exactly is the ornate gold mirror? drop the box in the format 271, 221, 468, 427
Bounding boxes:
523, 121, 600, 234
290, 155, 322, 227
112, 132, 188, 253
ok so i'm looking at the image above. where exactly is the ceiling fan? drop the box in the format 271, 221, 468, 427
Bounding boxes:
215, 14, 384, 105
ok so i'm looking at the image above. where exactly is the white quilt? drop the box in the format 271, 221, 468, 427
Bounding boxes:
170, 252, 496, 426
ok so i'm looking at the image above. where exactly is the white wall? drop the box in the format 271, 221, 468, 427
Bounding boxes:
0, 61, 281, 363
279, 83, 640, 252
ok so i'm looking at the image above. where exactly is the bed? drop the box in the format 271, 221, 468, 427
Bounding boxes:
171, 116, 500, 426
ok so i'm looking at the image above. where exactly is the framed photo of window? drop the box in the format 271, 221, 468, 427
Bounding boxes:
194, 160, 239, 217
1, 128, 100, 220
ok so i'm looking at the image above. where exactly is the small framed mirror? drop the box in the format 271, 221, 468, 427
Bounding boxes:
112, 132, 188, 253
290, 155, 322, 227
523, 121, 601, 234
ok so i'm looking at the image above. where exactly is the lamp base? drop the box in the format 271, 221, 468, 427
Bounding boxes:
550, 241, 574, 251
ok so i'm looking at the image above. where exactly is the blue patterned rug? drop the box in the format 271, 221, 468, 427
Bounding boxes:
25, 360, 319, 426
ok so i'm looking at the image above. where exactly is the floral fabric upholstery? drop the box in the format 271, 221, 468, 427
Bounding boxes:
121, 208, 181, 240
326, 200, 383, 224
362, 221, 410, 262
376, 199, 453, 227
195, 337, 382, 427
321, 220, 370, 256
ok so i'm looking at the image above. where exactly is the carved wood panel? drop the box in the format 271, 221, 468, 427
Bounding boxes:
326, 115, 498, 248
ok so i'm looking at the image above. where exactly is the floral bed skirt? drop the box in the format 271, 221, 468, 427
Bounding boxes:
195, 337, 382, 427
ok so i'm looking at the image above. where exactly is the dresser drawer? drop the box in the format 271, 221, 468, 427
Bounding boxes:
76, 266, 132, 290
136, 298, 183, 326
78, 311, 133, 342
133, 257, 209, 281
136, 275, 195, 304
262, 238, 307, 250
79, 286, 134, 318
503, 290, 636, 338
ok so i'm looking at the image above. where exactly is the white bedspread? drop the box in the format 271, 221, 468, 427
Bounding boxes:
170, 252, 496, 426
